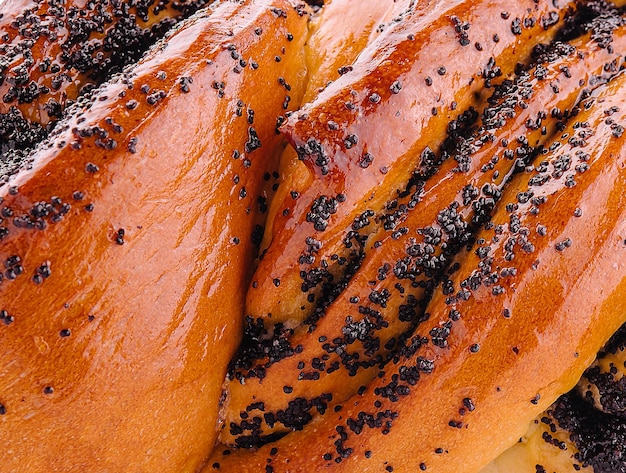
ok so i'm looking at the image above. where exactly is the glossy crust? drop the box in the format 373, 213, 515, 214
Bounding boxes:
258, 0, 412, 261
247, 0, 575, 327
302, 0, 410, 103
206, 62, 626, 473
0, 0, 213, 154
222, 23, 626, 447
0, 1, 308, 471
222, 0, 415, 446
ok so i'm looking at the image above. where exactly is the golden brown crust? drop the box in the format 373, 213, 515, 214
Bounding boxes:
0, 0, 214, 154
223, 0, 417, 447
484, 322, 626, 473
206, 59, 626, 473
257, 0, 407, 260
247, 0, 575, 328
222, 25, 626, 448
302, 0, 413, 103
0, 1, 308, 471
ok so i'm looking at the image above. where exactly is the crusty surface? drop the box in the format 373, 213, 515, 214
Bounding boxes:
246, 0, 576, 328
222, 23, 626, 448
0, 1, 308, 471
0, 0, 213, 122
0, 0, 218, 159
223, 0, 417, 447
483, 323, 626, 473
205, 60, 626, 473
256, 0, 414, 258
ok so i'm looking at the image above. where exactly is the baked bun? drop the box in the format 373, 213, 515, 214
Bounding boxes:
206, 27, 626, 473
484, 323, 626, 473
0, 0, 308, 471
245, 0, 575, 328
481, 408, 591, 473
223, 21, 626, 448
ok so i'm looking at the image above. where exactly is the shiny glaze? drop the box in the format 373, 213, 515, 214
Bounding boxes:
207, 63, 626, 473
258, 0, 412, 256
247, 0, 575, 327
222, 24, 626, 447
0, 0, 213, 154
302, 0, 414, 104
0, 0, 308, 471
222, 0, 414, 447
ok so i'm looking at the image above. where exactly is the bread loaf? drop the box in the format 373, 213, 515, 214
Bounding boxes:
223, 22, 626, 448
206, 53, 626, 473
0, 1, 308, 470
247, 0, 576, 328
